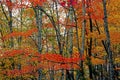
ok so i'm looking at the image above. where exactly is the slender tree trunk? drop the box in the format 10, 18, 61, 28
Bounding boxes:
18, 0, 23, 47
17, 1, 23, 79
81, 0, 86, 55
34, 6, 43, 80
102, 0, 114, 80
79, 0, 86, 79
8, 0, 14, 48
37, 8, 43, 53
66, 4, 74, 80
8, 1, 14, 79
88, 18, 93, 79
95, 20, 109, 80
76, 0, 86, 80
86, 0, 93, 79
68, 6, 73, 56
71, 4, 83, 80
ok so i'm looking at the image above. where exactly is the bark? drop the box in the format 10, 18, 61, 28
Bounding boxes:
66, 5, 74, 80
37, 8, 43, 53
72, 4, 83, 80
39, 7, 62, 55
18, 0, 23, 47
68, 6, 73, 56
102, 0, 114, 80
88, 18, 93, 79
81, 0, 86, 56
34, 6, 43, 80
72, 8, 81, 53
55, 0, 63, 54
8, 0, 14, 48
79, 0, 86, 79
86, 0, 93, 79
95, 20, 109, 80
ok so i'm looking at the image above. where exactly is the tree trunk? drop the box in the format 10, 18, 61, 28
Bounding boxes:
102, 0, 114, 80
65, 1, 75, 79
78, 0, 86, 79
8, 0, 14, 48
88, 18, 93, 79
34, 6, 43, 80
86, 0, 93, 79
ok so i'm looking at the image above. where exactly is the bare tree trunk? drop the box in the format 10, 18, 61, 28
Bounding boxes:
8, 0, 14, 48
76, 0, 86, 80
34, 6, 43, 80
79, 0, 86, 79
86, 0, 93, 79
95, 20, 109, 80
18, 0, 23, 47
88, 16, 93, 80
37, 8, 43, 53
66, 4, 74, 80
102, 0, 114, 80
9, 10, 13, 48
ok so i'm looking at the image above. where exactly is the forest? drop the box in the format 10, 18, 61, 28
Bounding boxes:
0, 0, 120, 80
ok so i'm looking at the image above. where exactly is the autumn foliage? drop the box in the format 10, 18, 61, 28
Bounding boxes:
3, 28, 38, 40
0, 49, 83, 77
0, 0, 120, 79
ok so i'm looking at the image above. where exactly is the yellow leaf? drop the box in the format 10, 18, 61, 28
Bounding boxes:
91, 57, 105, 65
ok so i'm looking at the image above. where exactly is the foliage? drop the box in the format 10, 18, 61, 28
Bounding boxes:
0, 0, 120, 79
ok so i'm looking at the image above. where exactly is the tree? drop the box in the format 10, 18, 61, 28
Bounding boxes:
102, 0, 114, 80
0, 0, 120, 79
